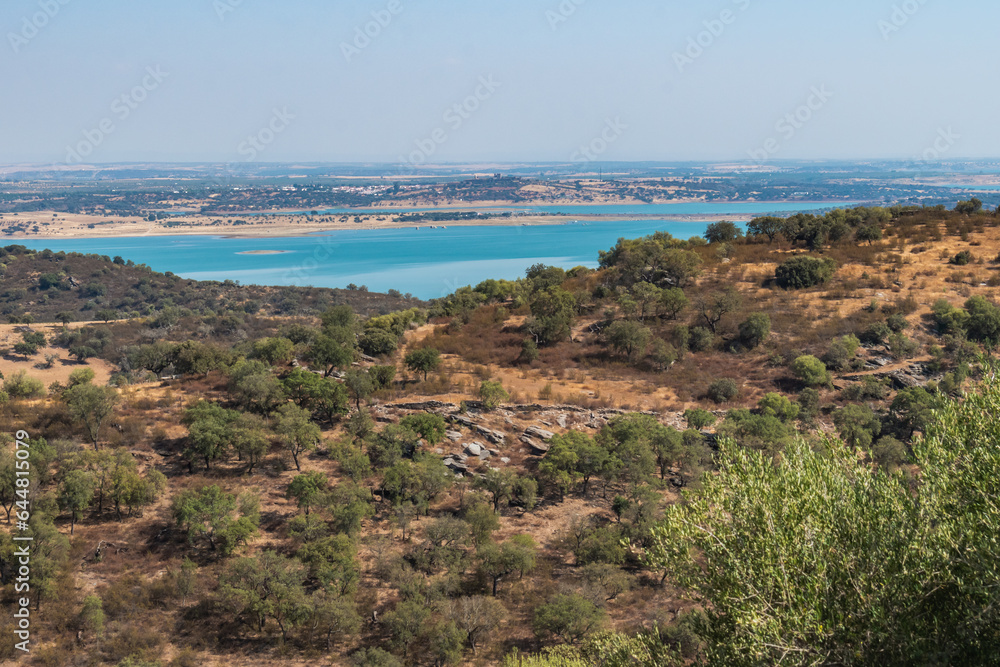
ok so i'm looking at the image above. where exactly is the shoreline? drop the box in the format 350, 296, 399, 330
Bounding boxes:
0, 200, 864, 241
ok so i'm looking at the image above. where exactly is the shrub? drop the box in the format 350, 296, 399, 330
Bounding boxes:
4, 370, 44, 399
688, 326, 715, 353
824, 334, 861, 371
707, 379, 740, 404
479, 381, 510, 410
775, 256, 837, 289
738, 313, 771, 350
950, 250, 975, 266
791, 355, 830, 387
684, 408, 717, 430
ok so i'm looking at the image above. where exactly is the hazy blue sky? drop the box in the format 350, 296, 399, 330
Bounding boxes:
1, 0, 996, 165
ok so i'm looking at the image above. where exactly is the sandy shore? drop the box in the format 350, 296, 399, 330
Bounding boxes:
0, 200, 849, 240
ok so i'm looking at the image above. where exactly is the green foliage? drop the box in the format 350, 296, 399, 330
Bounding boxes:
4, 370, 45, 399
344, 369, 376, 410
658, 287, 689, 320
737, 313, 771, 350
171, 485, 259, 555
227, 359, 286, 414
684, 408, 717, 430
368, 424, 420, 469
716, 409, 793, 454
273, 403, 322, 470
705, 221, 743, 244
359, 328, 399, 357
833, 404, 882, 448
823, 334, 861, 371
791, 355, 830, 387
404, 347, 441, 380
368, 366, 396, 391
757, 393, 800, 422
950, 250, 975, 266
688, 326, 715, 353
286, 471, 328, 515
248, 337, 295, 365
296, 534, 359, 596
533, 592, 606, 644
220, 550, 308, 641
399, 413, 447, 445
182, 401, 241, 470
603, 320, 652, 361
477, 535, 538, 595
747, 215, 784, 243
479, 380, 510, 410
64, 383, 119, 447
964, 295, 1000, 345
528, 287, 576, 345
281, 368, 349, 424
58, 469, 95, 534
644, 375, 1000, 664
707, 378, 740, 404
774, 256, 837, 289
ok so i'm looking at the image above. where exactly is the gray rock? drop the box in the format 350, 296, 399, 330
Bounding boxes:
466, 443, 483, 456
522, 436, 550, 455
557, 414, 568, 428
446, 431, 463, 442
525, 426, 555, 441
500, 457, 511, 464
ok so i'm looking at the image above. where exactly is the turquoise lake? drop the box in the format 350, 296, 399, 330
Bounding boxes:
16, 202, 858, 300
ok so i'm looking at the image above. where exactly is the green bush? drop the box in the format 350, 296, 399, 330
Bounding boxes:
791, 355, 830, 387
4, 370, 44, 399
707, 379, 740, 404
775, 256, 837, 289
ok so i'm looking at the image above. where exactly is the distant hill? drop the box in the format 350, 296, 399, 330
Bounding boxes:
0, 244, 423, 324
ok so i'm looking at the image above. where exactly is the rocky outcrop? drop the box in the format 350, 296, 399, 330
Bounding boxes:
524, 426, 555, 441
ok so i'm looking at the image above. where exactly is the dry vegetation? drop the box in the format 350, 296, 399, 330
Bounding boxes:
2, 204, 1000, 666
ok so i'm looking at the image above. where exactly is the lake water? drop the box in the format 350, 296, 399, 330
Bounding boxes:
15, 202, 855, 300
17, 220, 720, 299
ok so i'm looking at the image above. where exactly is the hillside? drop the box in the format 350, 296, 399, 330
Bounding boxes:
1, 202, 1000, 666
0, 245, 423, 325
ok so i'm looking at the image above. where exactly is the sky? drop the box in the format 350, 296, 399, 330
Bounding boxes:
0, 0, 997, 166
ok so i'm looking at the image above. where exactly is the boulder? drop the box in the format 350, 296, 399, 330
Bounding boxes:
525, 426, 555, 441
522, 436, 550, 455
466, 443, 483, 456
